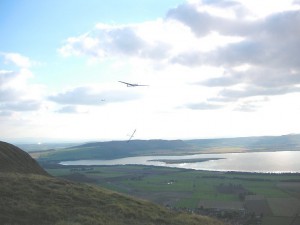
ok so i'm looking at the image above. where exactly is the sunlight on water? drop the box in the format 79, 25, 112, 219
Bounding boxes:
60, 151, 300, 173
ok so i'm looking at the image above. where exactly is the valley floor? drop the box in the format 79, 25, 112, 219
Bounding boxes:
44, 164, 300, 225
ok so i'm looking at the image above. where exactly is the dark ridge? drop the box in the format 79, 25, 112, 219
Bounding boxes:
186, 134, 300, 150
42, 139, 190, 161
0, 141, 48, 175
75, 139, 188, 149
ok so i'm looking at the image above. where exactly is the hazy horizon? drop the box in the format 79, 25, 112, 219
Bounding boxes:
6, 132, 300, 146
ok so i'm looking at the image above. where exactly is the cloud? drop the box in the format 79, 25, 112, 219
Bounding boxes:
219, 86, 300, 99
166, 2, 255, 37
207, 95, 236, 103
0, 69, 34, 101
59, 26, 145, 58
59, 23, 172, 61
233, 97, 269, 112
201, 74, 239, 87
0, 53, 44, 115
168, 4, 300, 68
0, 70, 19, 86
56, 105, 89, 114
293, 0, 300, 5
58, 1, 300, 107
0, 110, 14, 117
1, 52, 34, 68
48, 85, 141, 106
169, 2, 300, 101
167, 4, 216, 37
184, 102, 224, 110
202, 67, 300, 88
206, 11, 300, 69
0, 86, 22, 102
200, 66, 300, 101
202, 0, 238, 7
234, 102, 259, 112
0, 100, 41, 111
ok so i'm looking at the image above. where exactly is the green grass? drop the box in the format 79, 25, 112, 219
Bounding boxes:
175, 198, 200, 208
262, 216, 298, 225
46, 165, 300, 210
248, 184, 290, 197
0, 172, 224, 225
267, 198, 300, 216
0, 141, 48, 175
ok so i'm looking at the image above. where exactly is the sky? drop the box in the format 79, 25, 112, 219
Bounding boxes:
1, 0, 300, 143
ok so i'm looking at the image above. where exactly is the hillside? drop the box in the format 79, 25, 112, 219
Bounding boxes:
0, 141, 48, 175
38, 134, 300, 162
39, 139, 190, 161
186, 134, 300, 151
0, 141, 225, 225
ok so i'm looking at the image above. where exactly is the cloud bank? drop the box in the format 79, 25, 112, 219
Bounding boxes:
58, 1, 300, 111
0, 53, 43, 115
48, 85, 141, 106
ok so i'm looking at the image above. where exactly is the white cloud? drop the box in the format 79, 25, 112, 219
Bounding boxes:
57, 4, 300, 115
2, 52, 34, 68
0, 100, 41, 111
0, 53, 44, 115
184, 101, 224, 110
0, 69, 41, 103
166, 2, 300, 103
56, 105, 89, 114
48, 85, 141, 106
0, 110, 14, 117
59, 24, 148, 60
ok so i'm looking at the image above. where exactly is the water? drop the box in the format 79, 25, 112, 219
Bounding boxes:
60, 151, 300, 173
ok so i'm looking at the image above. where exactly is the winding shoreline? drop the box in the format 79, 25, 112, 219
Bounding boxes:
149, 158, 224, 164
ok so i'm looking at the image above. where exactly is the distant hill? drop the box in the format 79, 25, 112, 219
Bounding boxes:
0, 141, 224, 225
38, 134, 300, 162
79, 139, 188, 149
0, 141, 48, 175
39, 139, 190, 161
186, 134, 300, 151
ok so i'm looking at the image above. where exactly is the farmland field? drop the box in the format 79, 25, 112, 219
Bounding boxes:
44, 164, 300, 224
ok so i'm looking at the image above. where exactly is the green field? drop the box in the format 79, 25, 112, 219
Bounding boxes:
45, 164, 300, 224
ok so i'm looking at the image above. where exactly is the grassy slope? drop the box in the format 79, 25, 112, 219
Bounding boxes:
0, 172, 224, 225
0, 141, 225, 225
0, 141, 48, 175
46, 165, 300, 225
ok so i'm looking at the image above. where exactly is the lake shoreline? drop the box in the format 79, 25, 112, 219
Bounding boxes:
59, 150, 300, 174
149, 157, 224, 164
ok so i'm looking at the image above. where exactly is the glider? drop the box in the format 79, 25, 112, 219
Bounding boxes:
118, 81, 149, 87
127, 129, 136, 142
